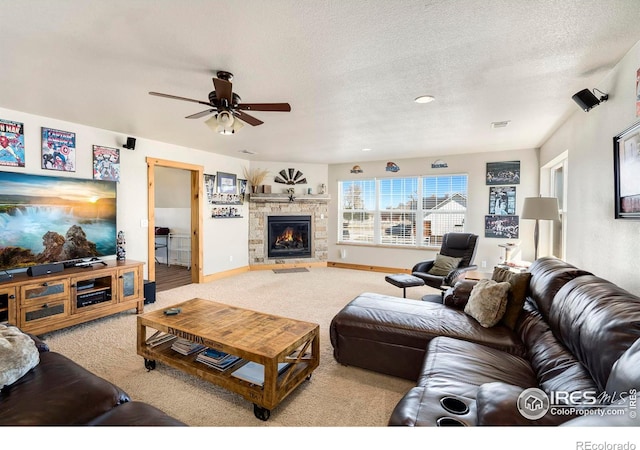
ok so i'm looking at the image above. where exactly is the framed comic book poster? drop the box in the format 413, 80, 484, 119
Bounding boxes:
93, 145, 120, 181
486, 161, 520, 185
484, 215, 519, 239
489, 186, 516, 215
42, 127, 76, 172
0, 119, 25, 167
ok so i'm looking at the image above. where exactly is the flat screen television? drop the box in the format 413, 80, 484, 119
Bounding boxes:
0, 171, 117, 272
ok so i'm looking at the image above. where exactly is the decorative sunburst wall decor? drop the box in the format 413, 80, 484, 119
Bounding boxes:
274, 168, 307, 185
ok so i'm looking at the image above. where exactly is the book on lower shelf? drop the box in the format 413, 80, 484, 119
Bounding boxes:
170, 338, 207, 355
195, 348, 242, 371
230, 361, 290, 387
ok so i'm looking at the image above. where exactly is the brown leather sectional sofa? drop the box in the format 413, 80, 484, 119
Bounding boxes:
0, 334, 184, 426
330, 257, 640, 426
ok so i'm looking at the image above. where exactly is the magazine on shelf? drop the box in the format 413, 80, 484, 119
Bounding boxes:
145, 331, 177, 347
170, 338, 206, 355
195, 348, 242, 370
231, 361, 291, 387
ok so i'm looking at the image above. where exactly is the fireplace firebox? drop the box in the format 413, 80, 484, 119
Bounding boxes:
267, 215, 312, 259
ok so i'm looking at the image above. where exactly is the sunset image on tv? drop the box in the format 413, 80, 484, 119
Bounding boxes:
0, 172, 117, 270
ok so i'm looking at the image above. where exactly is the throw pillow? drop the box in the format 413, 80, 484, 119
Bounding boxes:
464, 279, 510, 327
492, 267, 532, 330
0, 324, 40, 389
427, 254, 462, 277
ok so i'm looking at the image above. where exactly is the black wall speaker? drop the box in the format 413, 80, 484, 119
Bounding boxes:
27, 262, 64, 277
123, 137, 136, 150
572, 89, 601, 112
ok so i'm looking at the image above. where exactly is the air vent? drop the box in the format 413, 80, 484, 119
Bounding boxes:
491, 121, 511, 128
238, 149, 256, 155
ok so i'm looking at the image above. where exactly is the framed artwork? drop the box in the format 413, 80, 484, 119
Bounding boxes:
489, 186, 516, 215
217, 171, 237, 194
486, 161, 520, 185
484, 215, 519, 239
0, 118, 25, 167
238, 178, 248, 201
42, 127, 76, 172
613, 121, 640, 219
204, 174, 216, 203
93, 145, 120, 181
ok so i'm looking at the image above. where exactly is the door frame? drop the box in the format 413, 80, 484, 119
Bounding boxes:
146, 157, 204, 283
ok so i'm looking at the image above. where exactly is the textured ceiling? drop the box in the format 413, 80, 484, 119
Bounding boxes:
1, 0, 640, 164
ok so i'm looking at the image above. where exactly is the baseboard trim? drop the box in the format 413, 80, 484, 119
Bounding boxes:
249, 261, 327, 271
327, 261, 410, 274
203, 266, 250, 283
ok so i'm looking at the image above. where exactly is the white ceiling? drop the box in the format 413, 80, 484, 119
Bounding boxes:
2, 0, 640, 165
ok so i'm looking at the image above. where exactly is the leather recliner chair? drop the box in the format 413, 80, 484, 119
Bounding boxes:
411, 232, 479, 297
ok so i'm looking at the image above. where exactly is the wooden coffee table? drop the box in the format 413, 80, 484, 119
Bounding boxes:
136, 298, 320, 421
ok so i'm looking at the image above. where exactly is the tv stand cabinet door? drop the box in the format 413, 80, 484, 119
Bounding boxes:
118, 265, 142, 304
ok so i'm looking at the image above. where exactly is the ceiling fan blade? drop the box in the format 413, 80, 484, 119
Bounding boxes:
149, 92, 212, 107
233, 110, 264, 126
212, 77, 233, 105
185, 109, 216, 119
237, 103, 291, 112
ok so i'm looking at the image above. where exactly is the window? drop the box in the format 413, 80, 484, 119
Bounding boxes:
338, 174, 468, 247
339, 179, 376, 243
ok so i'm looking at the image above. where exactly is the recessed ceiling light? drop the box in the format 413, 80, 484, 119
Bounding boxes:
362, 148, 372, 152
414, 95, 435, 104
238, 149, 256, 155
491, 120, 511, 128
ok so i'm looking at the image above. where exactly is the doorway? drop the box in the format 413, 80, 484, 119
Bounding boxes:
146, 157, 203, 285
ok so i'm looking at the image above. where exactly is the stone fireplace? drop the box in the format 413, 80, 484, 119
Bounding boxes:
248, 193, 329, 266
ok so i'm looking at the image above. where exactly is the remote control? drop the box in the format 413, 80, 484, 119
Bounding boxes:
164, 308, 181, 316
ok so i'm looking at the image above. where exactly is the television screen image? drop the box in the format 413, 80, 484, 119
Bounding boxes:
0, 171, 117, 271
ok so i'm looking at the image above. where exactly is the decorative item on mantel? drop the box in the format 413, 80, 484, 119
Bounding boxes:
243, 167, 269, 193
274, 168, 307, 185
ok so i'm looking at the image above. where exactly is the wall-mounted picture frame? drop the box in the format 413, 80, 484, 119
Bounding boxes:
0, 118, 25, 167
484, 215, 519, 238
238, 178, 247, 201
204, 173, 216, 203
489, 186, 516, 215
486, 161, 520, 185
614, 120, 640, 219
92, 145, 120, 181
42, 127, 76, 172
217, 171, 237, 194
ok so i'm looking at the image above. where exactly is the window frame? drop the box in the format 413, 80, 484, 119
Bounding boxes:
338, 173, 468, 248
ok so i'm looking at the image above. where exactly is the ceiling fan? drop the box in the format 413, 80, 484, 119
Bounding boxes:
149, 70, 291, 134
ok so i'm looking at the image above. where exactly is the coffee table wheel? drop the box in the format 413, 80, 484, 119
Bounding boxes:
144, 359, 156, 371
254, 404, 271, 421
306, 374, 313, 381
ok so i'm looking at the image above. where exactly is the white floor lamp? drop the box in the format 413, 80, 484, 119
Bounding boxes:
521, 197, 560, 260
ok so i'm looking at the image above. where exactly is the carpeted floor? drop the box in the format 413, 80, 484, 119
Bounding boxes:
39, 267, 440, 427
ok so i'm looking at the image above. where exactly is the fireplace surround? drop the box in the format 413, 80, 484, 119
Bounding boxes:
248, 193, 329, 266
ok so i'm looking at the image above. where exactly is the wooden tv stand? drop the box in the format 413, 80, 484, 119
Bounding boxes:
0, 260, 144, 335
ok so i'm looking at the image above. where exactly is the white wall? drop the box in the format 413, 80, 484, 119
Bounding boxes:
540, 40, 640, 293
327, 149, 539, 270
0, 106, 251, 279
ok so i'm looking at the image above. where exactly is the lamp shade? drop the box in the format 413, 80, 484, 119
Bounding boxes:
521, 197, 560, 221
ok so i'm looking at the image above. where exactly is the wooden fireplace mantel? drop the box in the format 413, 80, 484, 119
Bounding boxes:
248, 193, 331, 203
